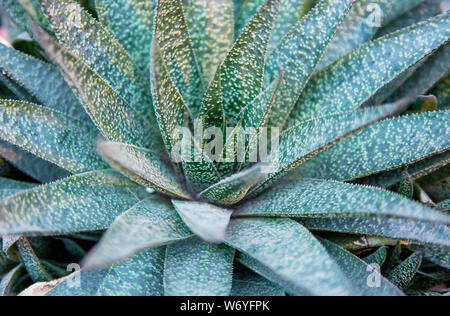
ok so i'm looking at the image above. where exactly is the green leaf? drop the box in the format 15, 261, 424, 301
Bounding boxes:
202, 0, 280, 127
231, 264, 285, 296
287, 12, 450, 124
238, 179, 450, 224
290, 111, 450, 182
96, 247, 165, 296
410, 244, 450, 268
0, 140, 70, 183
320, 239, 403, 296
382, 0, 425, 24
0, 0, 31, 33
200, 164, 265, 205
0, 44, 89, 121
183, 0, 234, 83
0, 170, 148, 235
154, 0, 204, 117
387, 252, 422, 289
225, 218, 356, 296
0, 264, 24, 296
17, 237, 52, 282
95, 0, 155, 73
97, 141, 191, 199
31, 25, 160, 149
392, 171, 414, 198
233, 0, 264, 39
0, 176, 35, 199
0, 100, 108, 173
264, 0, 355, 127
363, 246, 388, 266
172, 200, 233, 243
83, 197, 192, 269
252, 102, 405, 194
46, 269, 110, 296
318, 0, 393, 70
437, 199, 450, 212
299, 216, 450, 247
39, 0, 153, 122
164, 238, 234, 296
267, 0, 305, 49
431, 75, 450, 109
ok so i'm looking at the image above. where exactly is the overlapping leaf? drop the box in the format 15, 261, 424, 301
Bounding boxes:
231, 264, 285, 296
16, 237, 51, 282
387, 252, 422, 289
164, 238, 234, 296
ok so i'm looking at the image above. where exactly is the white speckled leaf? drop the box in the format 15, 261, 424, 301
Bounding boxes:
231, 264, 285, 296
290, 111, 450, 182
252, 102, 404, 194
200, 164, 265, 205
95, 0, 155, 73
265, 0, 355, 127
16, 237, 52, 282
287, 12, 450, 124
83, 196, 192, 269
238, 179, 450, 224
0, 177, 35, 199
97, 141, 191, 199
387, 252, 422, 289
164, 238, 234, 296
154, 0, 204, 117
0, 170, 148, 235
363, 246, 388, 266
172, 200, 233, 243
320, 238, 404, 296
183, 0, 234, 83
0, 100, 108, 173
0, 264, 24, 296
225, 217, 356, 296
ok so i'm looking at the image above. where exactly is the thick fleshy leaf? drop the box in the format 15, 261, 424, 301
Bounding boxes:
0, 170, 148, 235
388, 252, 422, 289
0, 177, 35, 199
0, 44, 89, 120
0, 72, 37, 102
183, 0, 234, 83
83, 197, 192, 269
97, 141, 191, 199
154, 0, 204, 117
40, 0, 153, 121
376, 0, 440, 38
46, 269, 110, 296
172, 200, 233, 243
233, 0, 264, 39
290, 111, 450, 182
0, 100, 108, 173
299, 216, 450, 247
238, 179, 450, 224
267, 0, 305, 49
31, 25, 159, 149
437, 199, 450, 212
231, 264, 285, 296
96, 247, 165, 296
225, 218, 356, 296
287, 12, 450, 124
431, 75, 450, 109
164, 238, 234, 296
382, 0, 425, 24
202, 0, 280, 127
252, 102, 405, 194
320, 239, 404, 296
200, 165, 265, 205
17, 237, 51, 282
0, 264, 24, 296
95, 0, 155, 73
0, 0, 31, 33
318, 0, 392, 70
363, 247, 388, 266
0, 140, 70, 183
264, 0, 355, 127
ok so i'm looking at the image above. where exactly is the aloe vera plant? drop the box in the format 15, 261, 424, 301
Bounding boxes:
0, 0, 449, 296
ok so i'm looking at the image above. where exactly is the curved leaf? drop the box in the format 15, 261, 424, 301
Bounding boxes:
387, 252, 422, 289
363, 246, 388, 266
231, 264, 285, 296
164, 238, 234, 296
0, 170, 148, 235
17, 237, 51, 282
225, 218, 356, 296
83, 197, 192, 269
0, 264, 24, 296
0, 100, 108, 173
172, 200, 233, 243
0, 177, 35, 199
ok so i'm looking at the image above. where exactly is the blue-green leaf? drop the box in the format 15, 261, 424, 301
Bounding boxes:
387, 252, 422, 289
0, 176, 35, 199
164, 238, 234, 296
0, 170, 148, 235
290, 111, 450, 182
225, 218, 356, 296
83, 197, 192, 269
264, 0, 355, 127
287, 12, 450, 124
0, 100, 108, 173
17, 237, 52, 282
0, 264, 24, 296
363, 246, 388, 266
0, 0, 31, 33
172, 200, 233, 243
95, 0, 155, 73
231, 264, 285, 296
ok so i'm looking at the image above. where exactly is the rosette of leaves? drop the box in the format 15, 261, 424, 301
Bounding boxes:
0, 0, 449, 296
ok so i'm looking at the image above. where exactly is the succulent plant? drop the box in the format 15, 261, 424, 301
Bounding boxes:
0, 0, 449, 296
